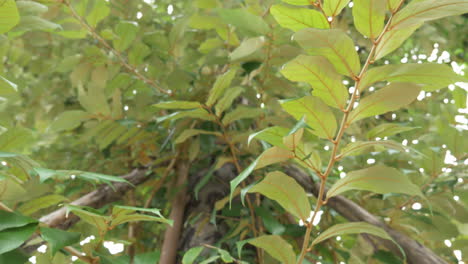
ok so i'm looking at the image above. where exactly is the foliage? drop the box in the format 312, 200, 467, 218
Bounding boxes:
0, 0, 467, 263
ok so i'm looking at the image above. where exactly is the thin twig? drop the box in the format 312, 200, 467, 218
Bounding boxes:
61, 0, 172, 96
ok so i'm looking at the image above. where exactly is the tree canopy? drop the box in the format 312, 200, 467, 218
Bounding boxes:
0, 0, 467, 264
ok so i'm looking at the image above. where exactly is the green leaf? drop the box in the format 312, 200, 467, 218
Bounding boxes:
366, 123, 417, 139
229, 37, 265, 61
66, 205, 110, 233
247, 235, 296, 264
293, 28, 360, 76
18, 194, 68, 215
0, 249, 28, 264
281, 55, 348, 110
0, 76, 18, 95
352, 0, 386, 39
49, 110, 90, 132
256, 206, 286, 235
111, 205, 173, 226
113, 21, 138, 51
282, 0, 313, 5
374, 24, 421, 60
323, 0, 352, 17
16, 1, 48, 15
248, 126, 289, 148
217, 248, 234, 262
249, 171, 311, 221
280, 96, 337, 139
311, 222, 393, 246
359, 63, 467, 91
156, 108, 214, 123
391, 0, 468, 30
254, 146, 293, 170
387, 0, 401, 12
348, 83, 421, 123
0, 211, 37, 232
174, 129, 221, 144
218, 9, 269, 36
339, 140, 405, 158
14, 16, 62, 32
0, 223, 37, 255
222, 106, 262, 125
326, 165, 424, 199
153, 101, 202, 110
40, 227, 81, 255
229, 157, 259, 204
86, 0, 110, 27
0, 0, 20, 34
270, 4, 329, 32
215, 87, 244, 115
182, 246, 204, 264
206, 69, 237, 106
453, 87, 467, 109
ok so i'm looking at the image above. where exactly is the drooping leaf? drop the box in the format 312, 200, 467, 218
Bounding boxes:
49, 110, 90, 132
280, 96, 337, 139
206, 69, 237, 106
229, 158, 259, 204
348, 83, 420, 123
111, 205, 173, 226
40, 227, 81, 255
153, 101, 202, 110
352, 0, 386, 39
338, 140, 405, 158
217, 248, 235, 262
247, 126, 290, 148
16, 1, 48, 15
215, 87, 244, 115
249, 171, 311, 221
156, 108, 214, 123
366, 123, 417, 139
311, 222, 393, 246
323, 0, 352, 17
247, 235, 296, 264
270, 4, 329, 32
18, 194, 68, 215
326, 165, 424, 199
65, 205, 110, 233
182, 246, 204, 264
0, 211, 37, 232
174, 129, 221, 144
281, 55, 348, 109
218, 8, 269, 36
359, 63, 467, 91
293, 28, 360, 76
0, 223, 37, 255
254, 146, 293, 170
374, 23, 421, 60
229, 37, 265, 61
0, 0, 20, 34
391, 0, 468, 30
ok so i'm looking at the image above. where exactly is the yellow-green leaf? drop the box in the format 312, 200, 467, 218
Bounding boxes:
49, 110, 90, 132
206, 69, 237, 106
311, 222, 393, 246
0, 76, 18, 95
174, 129, 221, 144
271, 4, 329, 32
280, 96, 337, 139
352, 0, 386, 39
391, 0, 468, 30
0, 0, 20, 34
359, 63, 467, 91
249, 171, 311, 221
323, 0, 351, 17
248, 235, 296, 264
366, 123, 417, 139
374, 23, 421, 60
222, 106, 262, 125
339, 140, 405, 158
281, 55, 348, 110
229, 37, 265, 61
215, 86, 244, 115
254, 146, 294, 170
293, 28, 360, 76
18, 194, 68, 216
326, 165, 424, 199
282, 0, 313, 5
248, 126, 290, 148
153, 101, 202, 109
348, 83, 420, 123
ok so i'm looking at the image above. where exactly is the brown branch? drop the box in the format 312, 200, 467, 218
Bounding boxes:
159, 162, 190, 264
286, 166, 448, 264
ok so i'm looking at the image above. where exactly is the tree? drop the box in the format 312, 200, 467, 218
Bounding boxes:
0, 0, 467, 264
